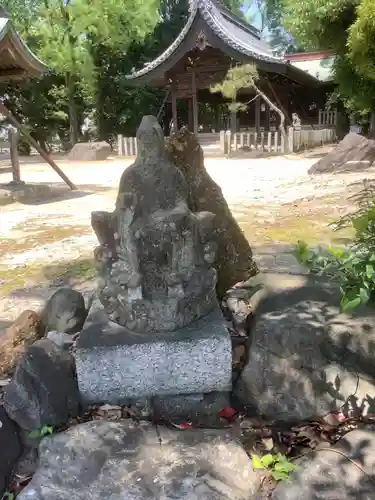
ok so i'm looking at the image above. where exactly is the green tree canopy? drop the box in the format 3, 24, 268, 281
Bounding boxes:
279, 0, 375, 130
1, 0, 258, 146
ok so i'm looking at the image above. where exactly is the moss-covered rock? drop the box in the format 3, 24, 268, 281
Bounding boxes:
165, 128, 258, 298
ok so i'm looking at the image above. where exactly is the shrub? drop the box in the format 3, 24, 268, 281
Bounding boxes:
295, 181, 375, 312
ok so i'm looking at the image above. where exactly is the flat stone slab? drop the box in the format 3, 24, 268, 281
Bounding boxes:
68, 141, 111, 161
74, 302, 232, 404
272, 425, 375, 499
0, 182, 66, 205
18, 420, 261, 500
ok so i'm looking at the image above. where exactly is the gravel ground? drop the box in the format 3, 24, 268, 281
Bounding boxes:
1, 150, 374, 325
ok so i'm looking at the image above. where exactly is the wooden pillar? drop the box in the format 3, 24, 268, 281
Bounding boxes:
255, 96, 261, 133
188, 98, 193, 131
171, 78, 178, 132
0, 101, 76, 190
191, 71, 198, 135
9, 129, 21, 184
265, 103, 270, 131
230, 108, 237, 133
215, 104, 221, 131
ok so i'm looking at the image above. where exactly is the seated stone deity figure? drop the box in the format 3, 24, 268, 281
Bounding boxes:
91, 115, 218, 333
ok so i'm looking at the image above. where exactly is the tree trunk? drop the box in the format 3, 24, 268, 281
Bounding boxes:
336, 102, 350, 140
66, 72, 79, 147
253, 83, 286, 137
369, 101, 375, 138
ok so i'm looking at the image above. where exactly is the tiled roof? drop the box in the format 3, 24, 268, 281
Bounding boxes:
0, 14, 47, 79
126, 0, 319, 86
198, 0, 282, 63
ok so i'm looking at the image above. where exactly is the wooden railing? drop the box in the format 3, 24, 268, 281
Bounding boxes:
318, 110, 337, 127
117, 126, 337, 157
290, 127, 337, 151
221, 130, 285, 154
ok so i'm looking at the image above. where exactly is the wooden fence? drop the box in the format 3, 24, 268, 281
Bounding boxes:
117, 126, 337, 157
118, 135, 138, 156
291, 127, 337, 151
221, 127, 337, 154
221, 130, 284, 154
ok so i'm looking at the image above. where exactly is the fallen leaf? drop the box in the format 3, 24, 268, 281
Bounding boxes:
170, 422, 193, 430
218, 407, 237, 422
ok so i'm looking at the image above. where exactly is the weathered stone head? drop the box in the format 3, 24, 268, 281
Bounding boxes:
91, 116, 218, 333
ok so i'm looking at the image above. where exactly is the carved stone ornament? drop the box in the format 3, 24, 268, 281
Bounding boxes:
195, 30, 208, 51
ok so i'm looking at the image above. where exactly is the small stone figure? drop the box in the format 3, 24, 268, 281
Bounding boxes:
292, 112, 301, 129
92, 116, 218, 333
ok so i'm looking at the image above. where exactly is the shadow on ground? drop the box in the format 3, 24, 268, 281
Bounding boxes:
0, 166, 12, 174
0, 319, 11, 333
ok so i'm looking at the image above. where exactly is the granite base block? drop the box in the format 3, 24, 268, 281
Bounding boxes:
74, 302, 232, 404
105, 392, 231, 425
152, 391, 231, 425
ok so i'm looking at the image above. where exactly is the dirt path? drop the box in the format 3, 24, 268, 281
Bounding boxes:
0, 150, 374, 325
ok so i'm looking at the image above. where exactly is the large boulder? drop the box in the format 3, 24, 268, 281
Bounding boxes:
308, 133, 375, 174
68, 141, 111, 161
235, 275, 375, 422
166, 127, 258, 298
3, 339, 80, 431
17, 420, 261, 500
0, 310, 43, 377
0, 407, 22, 497
40, 288, 88, 335
272, 425, 375, 499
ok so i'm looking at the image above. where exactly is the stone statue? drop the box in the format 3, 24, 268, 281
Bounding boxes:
292, 113, 301, 129
92, 115, 218, 333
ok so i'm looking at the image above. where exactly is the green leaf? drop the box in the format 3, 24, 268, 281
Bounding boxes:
29, 430, 41, 438
271, 470, 289, 481
251, 455, 264, 469
43, 425, 53, 435
274, 461, 297, 473
2, 492, 15, 500
341, 296, 361, 312
367, 206, 375, 221
359, 287, 370, 303
294, 240, 309, 264
352, 214, 369, 233
366, 264, 374, 278
328, 246, 345, 259
261, 454, 276, 468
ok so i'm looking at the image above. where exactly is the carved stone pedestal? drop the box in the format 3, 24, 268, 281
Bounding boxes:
74, 300, 232, 405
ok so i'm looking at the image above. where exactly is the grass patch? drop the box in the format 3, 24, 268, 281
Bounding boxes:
11, 215, 72, 232
0, 257, 96, 297
43, 259, 97, 282
0, 225, 92, 257
239, 213, 354, 246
